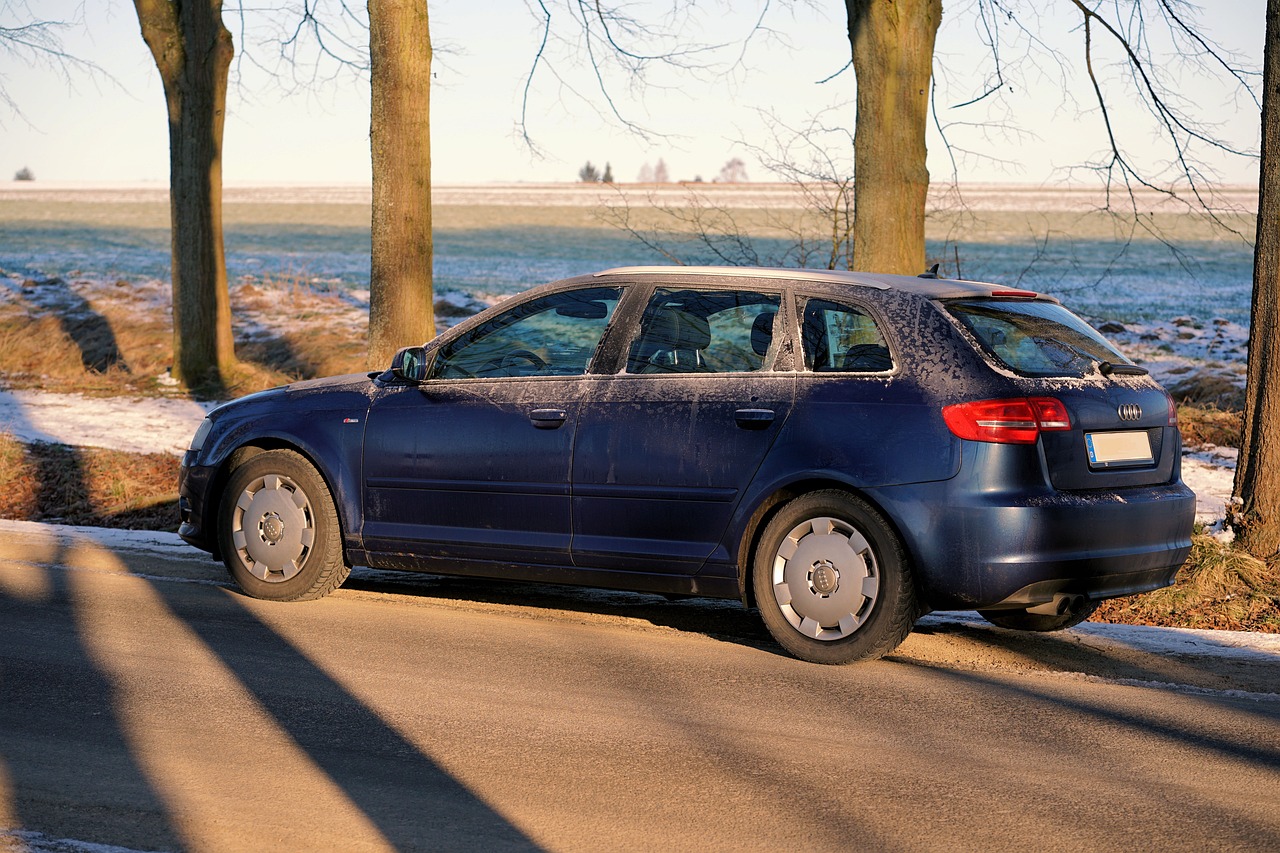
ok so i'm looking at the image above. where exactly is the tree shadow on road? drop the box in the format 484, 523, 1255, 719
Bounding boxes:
340, 570, 1280, 701
902, 614, 1280, 702
149, 579, 543, 852
0, 554, 184, 851
341, 569, 779, 652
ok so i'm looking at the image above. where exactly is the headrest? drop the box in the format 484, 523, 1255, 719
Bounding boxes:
649, 308, 711, 351
751, 311, 775, 357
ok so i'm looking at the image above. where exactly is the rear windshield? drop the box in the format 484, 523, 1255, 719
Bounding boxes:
944, 299, 1130, 378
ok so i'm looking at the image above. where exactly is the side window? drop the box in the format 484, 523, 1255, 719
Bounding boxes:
801, 298, 892, 373
431, 287, 622, 379
626, 288, 781, 374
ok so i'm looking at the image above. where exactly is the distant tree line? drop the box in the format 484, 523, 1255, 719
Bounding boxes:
578, 161, 614, 183
582, 157, 749, 184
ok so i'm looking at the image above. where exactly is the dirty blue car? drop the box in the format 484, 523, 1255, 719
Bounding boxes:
179, 266, 1196, 663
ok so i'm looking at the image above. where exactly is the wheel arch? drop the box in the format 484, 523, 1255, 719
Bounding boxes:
734, 478, 917, 609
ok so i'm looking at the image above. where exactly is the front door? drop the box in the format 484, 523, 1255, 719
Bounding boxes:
361, 285, 623, 567
362, 378, 583, 565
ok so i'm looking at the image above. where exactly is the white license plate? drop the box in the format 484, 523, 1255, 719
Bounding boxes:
1085, 431, 1154, 468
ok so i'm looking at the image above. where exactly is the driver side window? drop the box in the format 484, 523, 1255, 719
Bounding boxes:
430, 287, 622, 379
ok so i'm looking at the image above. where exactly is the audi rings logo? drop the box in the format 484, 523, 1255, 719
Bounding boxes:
1118, 403, 1142, 422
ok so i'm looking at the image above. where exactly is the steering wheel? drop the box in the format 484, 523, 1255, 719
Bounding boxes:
483, 348, 548, 375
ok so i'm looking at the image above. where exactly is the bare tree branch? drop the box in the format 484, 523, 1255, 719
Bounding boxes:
517, 0, 785, 148
1062, 0, 1254, 246
1155, 0, 1261, 110
923, 0, 1259, 281
815, 59, 851, 85
0, 2, 108, 121
520, 0, 554, 152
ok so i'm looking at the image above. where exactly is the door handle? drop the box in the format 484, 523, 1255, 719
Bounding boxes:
734, 408, 775, 430
529, 408, 568, 429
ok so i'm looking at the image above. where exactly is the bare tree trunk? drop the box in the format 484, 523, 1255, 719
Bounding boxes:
1232, 0, 1280, 565
367, 0, 434, 369
847, 0, 941, 275
134, 0, 236, 392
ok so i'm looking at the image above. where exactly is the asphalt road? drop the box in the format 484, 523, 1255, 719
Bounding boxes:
1, 524, 1277, 853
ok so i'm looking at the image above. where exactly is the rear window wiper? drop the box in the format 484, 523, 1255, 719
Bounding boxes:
1099, 361, 1148, 376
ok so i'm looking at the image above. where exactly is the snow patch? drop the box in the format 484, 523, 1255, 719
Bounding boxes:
1095, 315, 1248, 394
0, 519, 198, 557
920, 611, 1280, 664
0, 828, 165, 853
0, 389, 215, 456
1180, 445, 1237, 523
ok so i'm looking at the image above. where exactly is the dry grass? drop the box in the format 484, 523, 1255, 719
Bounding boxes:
3, 194, 1256, 241
0, 432, 180, 531
0, 272, 370, 531
1177, 403, 1243, 447
0, 272, 369, 531
0, 301, 173, 394
233, 281, 369, 381
0, 275, 369, 399
1168, 371, 1247, 411
1093, 533, 1280, 633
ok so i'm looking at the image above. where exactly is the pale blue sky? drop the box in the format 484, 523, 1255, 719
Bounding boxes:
0, 0, 1266, 187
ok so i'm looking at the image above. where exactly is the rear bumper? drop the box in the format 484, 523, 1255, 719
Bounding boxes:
982, 566, 1180, 610
869, 478, 1196, 611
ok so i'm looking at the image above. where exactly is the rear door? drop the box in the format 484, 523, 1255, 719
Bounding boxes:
570, 285, 795, 574
774, 294, 960, 488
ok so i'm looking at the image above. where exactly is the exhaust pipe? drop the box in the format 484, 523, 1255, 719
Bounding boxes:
1027, 593, 1085, 617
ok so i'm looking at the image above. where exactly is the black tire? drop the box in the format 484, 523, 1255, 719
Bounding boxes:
218, 449, 350, 602
752, 490, 916, 664
977, 599, 1099, 632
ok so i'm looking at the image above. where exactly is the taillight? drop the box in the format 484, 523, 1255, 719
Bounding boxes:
1030, 397, 1072, 430
1163, 390, 1179, 427
942, 397, 1072, 444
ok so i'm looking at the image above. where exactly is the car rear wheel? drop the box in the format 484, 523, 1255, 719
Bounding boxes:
218, 449, 349, 601
977, 599, 1099, 632
753, 490, 916, 664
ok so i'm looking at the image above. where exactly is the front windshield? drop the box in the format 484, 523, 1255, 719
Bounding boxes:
945, 299, 1130, 379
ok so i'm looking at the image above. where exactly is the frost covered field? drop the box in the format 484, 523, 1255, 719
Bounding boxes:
0, 180, 1259, 317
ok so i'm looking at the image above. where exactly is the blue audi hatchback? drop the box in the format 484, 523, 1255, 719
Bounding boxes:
179, 266, 1196, 663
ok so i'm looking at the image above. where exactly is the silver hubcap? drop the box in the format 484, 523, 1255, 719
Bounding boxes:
771, 516, 880, 641
231, 473, 315, 582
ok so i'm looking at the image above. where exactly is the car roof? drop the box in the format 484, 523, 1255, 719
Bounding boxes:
591, 265, 1055, 301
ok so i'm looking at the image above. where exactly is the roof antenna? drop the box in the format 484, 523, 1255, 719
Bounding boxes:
918, 263, 941, 279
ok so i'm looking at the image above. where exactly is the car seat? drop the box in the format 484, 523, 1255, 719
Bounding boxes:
637, 308, 712, 373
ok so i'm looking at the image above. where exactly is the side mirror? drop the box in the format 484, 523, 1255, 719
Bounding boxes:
390, 346, 428, 383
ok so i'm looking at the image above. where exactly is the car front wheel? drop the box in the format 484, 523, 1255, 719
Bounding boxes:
753, 490, 916, 664
218, 449, 349, 601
